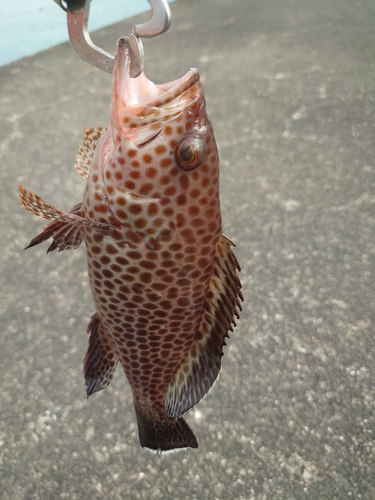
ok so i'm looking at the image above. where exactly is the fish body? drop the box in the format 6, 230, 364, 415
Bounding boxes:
19, 38, 242, 451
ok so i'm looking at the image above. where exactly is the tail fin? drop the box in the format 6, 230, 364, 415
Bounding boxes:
134, 403, 198, 452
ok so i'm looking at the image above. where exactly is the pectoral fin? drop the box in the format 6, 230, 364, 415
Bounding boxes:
165, 234, 243, 419
19, 184, 113, 251
25, 202, 85, 252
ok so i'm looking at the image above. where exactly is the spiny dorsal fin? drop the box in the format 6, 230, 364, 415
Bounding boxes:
165, 234, 243, 419
84, 313, 119, 397
75, 127, 107, 179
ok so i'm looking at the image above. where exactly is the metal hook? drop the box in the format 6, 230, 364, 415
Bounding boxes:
133, 0, 171, 38
53, 0, 171, 76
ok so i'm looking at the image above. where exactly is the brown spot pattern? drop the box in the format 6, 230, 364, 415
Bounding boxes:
78, 69, 239, 434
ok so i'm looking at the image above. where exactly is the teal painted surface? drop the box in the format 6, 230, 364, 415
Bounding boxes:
1, 0, 177, 67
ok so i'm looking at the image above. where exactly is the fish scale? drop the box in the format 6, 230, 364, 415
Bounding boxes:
19, 37, 242, 452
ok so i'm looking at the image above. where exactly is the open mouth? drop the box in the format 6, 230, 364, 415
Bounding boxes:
112, 38, 200, 115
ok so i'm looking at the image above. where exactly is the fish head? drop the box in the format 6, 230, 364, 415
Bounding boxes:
103, 38, 221, 245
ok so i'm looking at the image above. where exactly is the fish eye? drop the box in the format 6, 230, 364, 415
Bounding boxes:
175, 137, 205, 171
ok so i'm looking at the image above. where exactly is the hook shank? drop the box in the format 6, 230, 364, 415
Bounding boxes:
54, 0, 171, 75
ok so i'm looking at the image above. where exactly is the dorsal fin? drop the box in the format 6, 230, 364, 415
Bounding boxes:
75, 127, 107, 179
165, 234, 243, 418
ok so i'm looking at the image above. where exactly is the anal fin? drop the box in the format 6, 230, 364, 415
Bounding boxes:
165, 234, 243, 419
84, 313, 119, 397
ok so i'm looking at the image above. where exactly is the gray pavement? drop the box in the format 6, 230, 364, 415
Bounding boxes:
1, 0, 375, 498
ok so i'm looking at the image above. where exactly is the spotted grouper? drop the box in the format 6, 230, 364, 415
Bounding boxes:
19, 37, 242, 451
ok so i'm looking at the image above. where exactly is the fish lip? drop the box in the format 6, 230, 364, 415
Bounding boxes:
113, 38, 200, 110
112, 41, 201, 145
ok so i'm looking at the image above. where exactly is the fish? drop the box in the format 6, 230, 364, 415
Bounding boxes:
19, 37, 242, 452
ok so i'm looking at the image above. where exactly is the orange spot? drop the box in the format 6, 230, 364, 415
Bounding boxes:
123, 117, 130, 123
115, 209, 126, 219
105, 171, 111, 180
140, 272, 152, 284
117, 196, 126, 206
135, 218, 147, 229
164, 186, 176, 196
160, 157, 172, 168
125, 180, 135, 190
169, 139, 177, 148
129, 204, 142, 215
189, 206, 200, 216
201, 234, 213, 244
116, 256, 129, 265
115, 171, 123, 180
160, 175, 170, 185
164, 126, 172, 136
106, 243, 118, 255
177, 126, 183, 134
147, 202, 158, 216
202, 177, 210, 187
107, 186, 114, 195
176, 194, 187, 205
93, 234, 104, 243
92, 174, 98, 183
176, 213, 186, 226
146, 167, 157, 178
95, 204, 107, 213
128, 149, 137, 158
118, 157, 125, 166
180, 228, 194, 243
140, 183, 153, 195
130, 170, 140, 179
206, 207, 216, 219
155, 145, 167, 155
143, 154, 153, 164
163, 207, 174, 217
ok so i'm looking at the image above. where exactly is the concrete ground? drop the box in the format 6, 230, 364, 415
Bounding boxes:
1, 0, 374, 498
